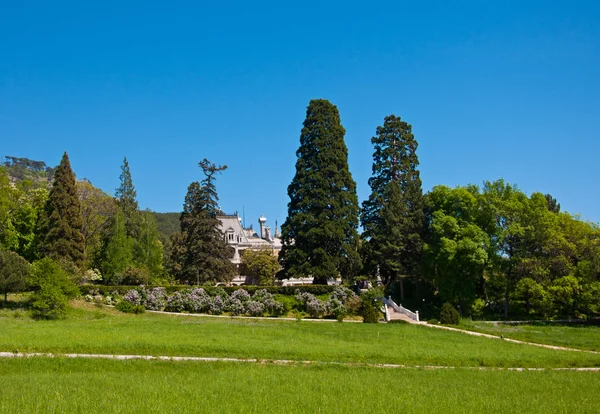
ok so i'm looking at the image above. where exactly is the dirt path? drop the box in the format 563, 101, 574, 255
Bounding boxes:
0, 351, 598, 371
423, 323, 600, 354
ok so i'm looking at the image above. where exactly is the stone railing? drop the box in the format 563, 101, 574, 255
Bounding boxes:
382, 296, 420, 322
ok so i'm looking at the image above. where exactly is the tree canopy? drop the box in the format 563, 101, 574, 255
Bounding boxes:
279, 99, 361, 284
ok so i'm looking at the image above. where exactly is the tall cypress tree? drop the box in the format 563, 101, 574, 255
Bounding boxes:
38, 152, 85, 267
115, 157, 141, 238
174, 159, 234, 284
361, 115, 424, 295
279, 99, 361, 284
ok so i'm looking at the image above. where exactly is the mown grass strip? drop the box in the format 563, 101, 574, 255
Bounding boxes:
0, 357, 599, 413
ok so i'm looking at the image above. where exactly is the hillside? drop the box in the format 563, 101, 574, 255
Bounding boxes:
152, 212, 180, 243
2, 156, 55, 189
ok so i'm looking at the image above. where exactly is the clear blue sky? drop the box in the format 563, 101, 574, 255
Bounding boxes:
2, 1, 599, 228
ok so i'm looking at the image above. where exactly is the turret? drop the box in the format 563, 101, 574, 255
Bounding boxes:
258, 215, 267, 239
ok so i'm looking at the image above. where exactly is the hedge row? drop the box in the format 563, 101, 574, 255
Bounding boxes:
80, 284, 339, 297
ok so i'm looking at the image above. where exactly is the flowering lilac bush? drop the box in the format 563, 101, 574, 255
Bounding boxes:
228, 298, 245, 315
210, 295, 225, 315
247, 301, 265, 317
166, 291, 185, 312
325, 297, 346, 319
142, 287, 167, 311
182, 288, 212, 313
230, 289, 251, 304
331, 287, 356, 304
123, 289, 142, 306
306, 297, 325, 318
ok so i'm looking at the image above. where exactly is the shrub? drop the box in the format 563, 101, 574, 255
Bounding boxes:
31, 283, 70, 320
116, 301, 145, 314
123, 290, 142, 306
210, 295, 225, 315
345, 295, 361, 316
325, 297, 346, 319
183, 288, 212, 313
28, 258, 79, 320
142, 287, 167, 311
246, 301, 265, 317
359, 287, 383, 324
427, 318, 439, 325
116, 300, 134, 313
439, 302, 460, 325
330, 286, 356, 303
229, 298, 245, 315
166, 292, 185, 312
230, 289, 251, 304
306, 298, 325, 318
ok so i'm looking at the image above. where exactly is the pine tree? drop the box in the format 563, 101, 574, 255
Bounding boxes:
38, 152, 85, 268
361, 115, 424, 295
115, 157, 141, 238
279, 99, 361, 284
98, 209, 133, 285
174, 159, 234, 284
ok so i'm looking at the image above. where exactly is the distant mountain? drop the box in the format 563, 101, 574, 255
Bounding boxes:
2, 156, 55, 188
152, 212, 180, 243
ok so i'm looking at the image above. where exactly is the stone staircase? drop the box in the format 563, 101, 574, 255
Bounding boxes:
382, 297, 424, 324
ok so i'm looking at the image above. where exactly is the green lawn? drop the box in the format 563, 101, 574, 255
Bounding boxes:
0, 357, 598, 413
461, 321, 600, 352
0, 301, 599, 368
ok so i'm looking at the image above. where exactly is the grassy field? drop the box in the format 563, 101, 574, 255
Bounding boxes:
0, 301, 599, 368
0, 357, 599, 413
460, 321, 600, 352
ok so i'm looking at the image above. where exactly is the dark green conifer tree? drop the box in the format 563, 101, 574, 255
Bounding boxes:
115, 157, 142, 238
173, 159, 234, 284
38, 152, 85, 268
279, 99, 361, 284
361, 115, 424, 295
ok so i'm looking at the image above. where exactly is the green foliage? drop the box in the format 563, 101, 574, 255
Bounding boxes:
115, 300, 145, 314
171, 159, 234, 284
280, 99, 361, 284
423, 185, 489, 310
114, 157, 142, 239
77, 180, 115, 267
241, 248, 280, 285
361, 115, 424, 290
97, 210, 134, 285
28, 258, 79, 319
359, 287, 383, 323
37, 152, 85, 268
439, 302, 460, 325
427, 318, 439, 324
152, 212, 180, 244
0, 250, 29, 304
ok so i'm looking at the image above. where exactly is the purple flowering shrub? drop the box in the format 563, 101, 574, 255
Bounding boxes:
230, 289, 251, 304
306, 297, 325, 318
331, 287, 356, 303
123, 289, 142, 306
210, 295, 225, 315
228, 298, 245, 315
166, 291, 185, 312
325, 297, 346, 319
142, 287, 167, 311
247, 301, 265, 317
182, 288, 212, 313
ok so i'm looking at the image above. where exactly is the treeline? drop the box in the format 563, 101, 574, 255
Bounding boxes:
1, 99, 599, 321
277, 99, 600, 320
3, 156, 55, 184
0, 154, 166, 290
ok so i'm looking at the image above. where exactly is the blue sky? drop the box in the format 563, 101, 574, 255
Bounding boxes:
1, 1, 599, 228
